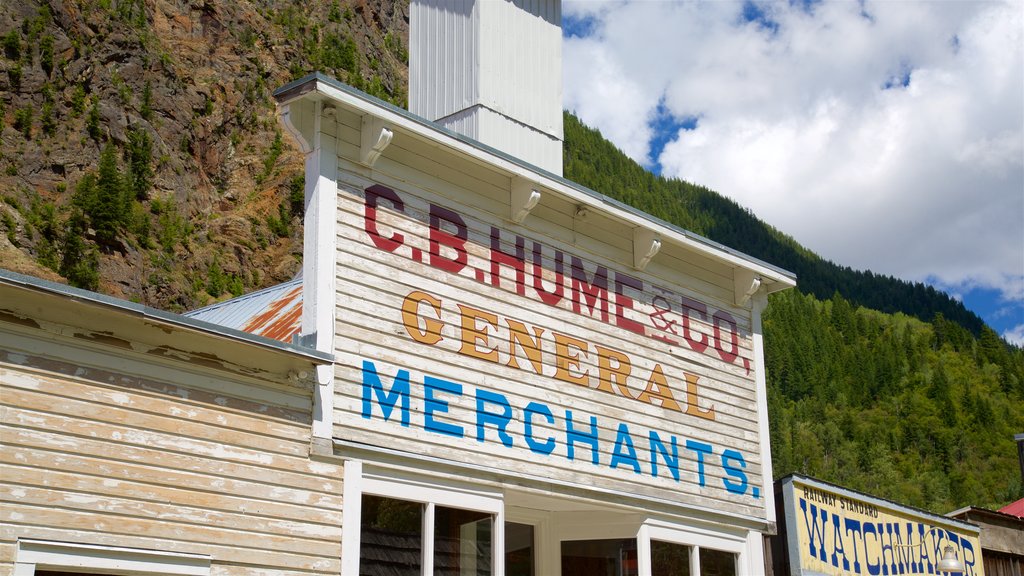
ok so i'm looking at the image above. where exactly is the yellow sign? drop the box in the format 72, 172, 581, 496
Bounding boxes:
781, 476, 984, 576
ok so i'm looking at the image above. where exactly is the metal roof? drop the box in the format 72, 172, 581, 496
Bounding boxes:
185, 278, 303, 344
0, 269, 330, 362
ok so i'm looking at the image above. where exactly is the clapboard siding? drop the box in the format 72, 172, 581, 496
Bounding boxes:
335, 171, 745, 317
332, 163, 767, 519
0, 324, 343, 575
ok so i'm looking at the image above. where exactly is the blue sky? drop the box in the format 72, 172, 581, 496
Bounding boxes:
562, 0, 1024, 344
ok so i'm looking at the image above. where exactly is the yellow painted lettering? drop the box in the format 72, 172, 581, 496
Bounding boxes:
505, 318, 545, 375
684, 372, 716, 420
553, 332, 589, 386
402, 291, 444, 345
636, 364, 682, 412
458, 304, 500, 363
596, 345, 634, 398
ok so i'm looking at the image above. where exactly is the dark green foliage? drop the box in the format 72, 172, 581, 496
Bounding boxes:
265, 201, 291, 238
13, 105, 32, 138
29, 198, 61, 271
40, 34, 54, 76
288, 175, 304, 217
60, 208, 100, 291
152, 198, 190, 253
95, 142, 131, 245
40, 84, 56, 136
70, 84, 87, 117
87, 96, 102, 140
199, 94, 213, 117
1, 210, 16, 246
256, 130, 283, 185
126, 126, 153, 200
2, 30, 19, 60
74, 143, 131, 248
206, 256, 227, 297
40, 100, 55, 136
384, 32, 407, 63
140, 80, 153, 121
8, 62, 22, 90
763, 290, 1023, 511
320, 32, 358, 74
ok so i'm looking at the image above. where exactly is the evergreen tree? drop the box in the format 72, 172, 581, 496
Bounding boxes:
126, 126, 153, 200
60, 209, 100, 291
90, 143, 130, 247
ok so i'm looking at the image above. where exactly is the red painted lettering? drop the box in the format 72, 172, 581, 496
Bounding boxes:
364, 184, 404, 252
429, 204, 468, 274
712, 310, 739, 364
532, 242, 564, 306
490, 227, 526, 296
571, 257, 609, 322
613, 272, 646, 336
681, 295, 709, 354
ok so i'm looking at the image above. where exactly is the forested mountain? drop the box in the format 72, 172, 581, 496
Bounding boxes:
2, 0, 1021, 513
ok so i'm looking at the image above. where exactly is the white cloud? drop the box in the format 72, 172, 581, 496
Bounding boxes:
563, 0, 1024, 309
1004, 324, 1024, 347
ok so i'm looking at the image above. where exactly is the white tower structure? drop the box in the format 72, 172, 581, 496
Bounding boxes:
409, 0, 564, 175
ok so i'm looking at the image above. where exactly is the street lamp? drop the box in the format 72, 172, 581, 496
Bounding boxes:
889, 526, 966, 574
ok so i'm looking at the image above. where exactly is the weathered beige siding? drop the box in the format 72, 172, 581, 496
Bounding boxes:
0, 284, 342, 576
329, 100, 767, 521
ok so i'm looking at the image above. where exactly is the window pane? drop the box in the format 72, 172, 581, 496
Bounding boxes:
561, 539, 638, 576
361, 494, 424, 576
505, 522, 535, 576
434, 505, 493, 576
699, 548, 736, 576
651, 540, 692, 576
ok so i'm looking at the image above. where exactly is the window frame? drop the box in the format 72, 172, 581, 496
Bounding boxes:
341, 459, 506, 576
639, 521, 752, 576
13, 539, 211, 576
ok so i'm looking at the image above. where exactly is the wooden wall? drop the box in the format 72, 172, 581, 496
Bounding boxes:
328, 104, 767, 521
0, 298, 344, 575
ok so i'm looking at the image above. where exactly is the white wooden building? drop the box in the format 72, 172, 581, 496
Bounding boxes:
267, 0, 795, 573
0, 270, 338, 575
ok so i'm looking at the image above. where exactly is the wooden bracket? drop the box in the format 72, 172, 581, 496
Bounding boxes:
633, 228, 661, 270
360, 114, 393, 167
279, 101, 315, 154
734, 268, 762, 306
511, 179, 541, 224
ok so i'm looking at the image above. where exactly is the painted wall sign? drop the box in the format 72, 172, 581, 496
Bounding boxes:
335, 178, 766, 519
780, 476, 984, 576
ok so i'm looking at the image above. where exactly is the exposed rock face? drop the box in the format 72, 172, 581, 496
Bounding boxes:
0, 0, 408, 311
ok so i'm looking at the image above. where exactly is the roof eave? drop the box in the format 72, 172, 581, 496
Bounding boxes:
274, 74, 797, 292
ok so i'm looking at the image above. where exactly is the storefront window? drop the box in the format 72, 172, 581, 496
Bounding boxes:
434, 505, 493, 575
651, 540, 692, 576
360, 495, 424, 576
505, 522, 535, 576
561, 539, 638, 576
698, 548, 736, 576
358, 492, 498, 576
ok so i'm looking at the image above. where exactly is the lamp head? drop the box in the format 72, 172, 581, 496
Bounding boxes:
936, 544, 965, 574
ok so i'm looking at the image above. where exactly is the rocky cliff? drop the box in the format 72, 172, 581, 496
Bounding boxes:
1, 0, 408, 311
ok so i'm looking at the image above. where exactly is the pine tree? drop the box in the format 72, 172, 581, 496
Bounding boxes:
91, 143, 130, 247
60, 209, 100, 291
126, 127, 153, 200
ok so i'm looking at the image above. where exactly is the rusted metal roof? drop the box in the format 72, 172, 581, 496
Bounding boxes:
185, 278, 303, 344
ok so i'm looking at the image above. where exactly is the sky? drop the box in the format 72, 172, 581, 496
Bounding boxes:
561, 0, 1024, 345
